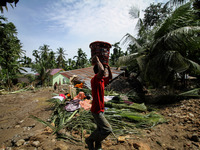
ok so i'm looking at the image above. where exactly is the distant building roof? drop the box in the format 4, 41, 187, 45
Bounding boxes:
60, 67, 124, 89
35, 68, 64, 76
49, 68, 64, 75
19, 67, 37, 75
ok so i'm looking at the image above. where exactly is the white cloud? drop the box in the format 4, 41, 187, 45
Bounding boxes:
44, 0, 148, 37
38, 0, 168, 58
4, 0, 169, 61
39, 0, 153, 58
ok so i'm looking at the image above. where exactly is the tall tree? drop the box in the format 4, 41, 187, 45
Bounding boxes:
66, 58, 76, 70
127, 44, 138, 54
20, 56, 32, 67
49, 51, 56, 69
56, 47, 67, 69
143, 3, 171, 30
73, 48, 88, 68
0, 16, 23, 90
32, 44, 53, 86
110, 42, 124, 66
32, 49, 40, 63
39, 44, 51, 61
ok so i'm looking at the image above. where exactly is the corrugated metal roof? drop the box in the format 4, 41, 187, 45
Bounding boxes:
60, 67, 124, 89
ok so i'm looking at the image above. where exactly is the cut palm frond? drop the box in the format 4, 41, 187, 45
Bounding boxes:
179, 88, 200, 97
119, 111, 166, 128
29, 115, 56, 132
57, 134, 82, 144
105, 102, 147, 112
54, 110, 78, 134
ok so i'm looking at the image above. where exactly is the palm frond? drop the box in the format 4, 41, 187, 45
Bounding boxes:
29, 115, 56, 132
135, 18, 143, 31
169, 0, 187, 6
136, 55, 148, 79
186, 59, 200, 75
154, 1, 196, 40
151, 26, 200, 56
167, 51, 190, 73
145, 51, 190, 85
120, 33, 142, 50
116, 52, 140, 67
179, 88, 200, 97
54, 110, 78, 133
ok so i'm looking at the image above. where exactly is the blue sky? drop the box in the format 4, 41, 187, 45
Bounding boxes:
3, 0, 167, 61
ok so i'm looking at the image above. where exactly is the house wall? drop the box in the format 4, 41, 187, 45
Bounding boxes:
52, 73, 69, 86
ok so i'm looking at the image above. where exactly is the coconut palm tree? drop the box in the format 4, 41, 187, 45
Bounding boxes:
33, 60, 51, 86
73, 48, 88, 68
56, 47, 67, 69
118, 1, 200, 90
39, 44, 51, 61
66, 58, 76, 70
20, 56, 32, 67
110, 42, 124, 66
32, 45, 53, 86
49, 51, 56, 69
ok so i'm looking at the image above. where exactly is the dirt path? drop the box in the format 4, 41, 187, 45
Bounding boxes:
0, 88, 199, 150
0, 88, 52, 146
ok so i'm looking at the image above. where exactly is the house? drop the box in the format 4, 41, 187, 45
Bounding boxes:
49, 68, 69, 86
60, 67, 124, 89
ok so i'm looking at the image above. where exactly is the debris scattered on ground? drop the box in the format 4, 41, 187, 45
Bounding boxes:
0, 87, 199, 150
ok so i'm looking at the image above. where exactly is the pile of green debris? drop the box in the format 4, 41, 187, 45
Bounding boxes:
30, 88, 166, 144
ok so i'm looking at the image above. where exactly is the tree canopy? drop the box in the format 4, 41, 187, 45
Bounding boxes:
0, 15, 22, 89
118, 0, 200, 89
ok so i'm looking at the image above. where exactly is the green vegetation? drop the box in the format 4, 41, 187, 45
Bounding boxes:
0, 15, 23, 90
117, 0, 200, 96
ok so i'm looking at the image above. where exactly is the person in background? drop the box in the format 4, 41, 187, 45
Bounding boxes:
54, 82, 57, 92
85, 56, 112, 150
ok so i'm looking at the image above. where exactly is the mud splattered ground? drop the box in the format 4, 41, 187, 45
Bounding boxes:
0, 88, 199, 150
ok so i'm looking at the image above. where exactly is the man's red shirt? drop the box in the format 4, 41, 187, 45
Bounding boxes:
91, 74, 109, 114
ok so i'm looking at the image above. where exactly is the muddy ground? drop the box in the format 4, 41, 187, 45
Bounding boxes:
0, 87, 199, 150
